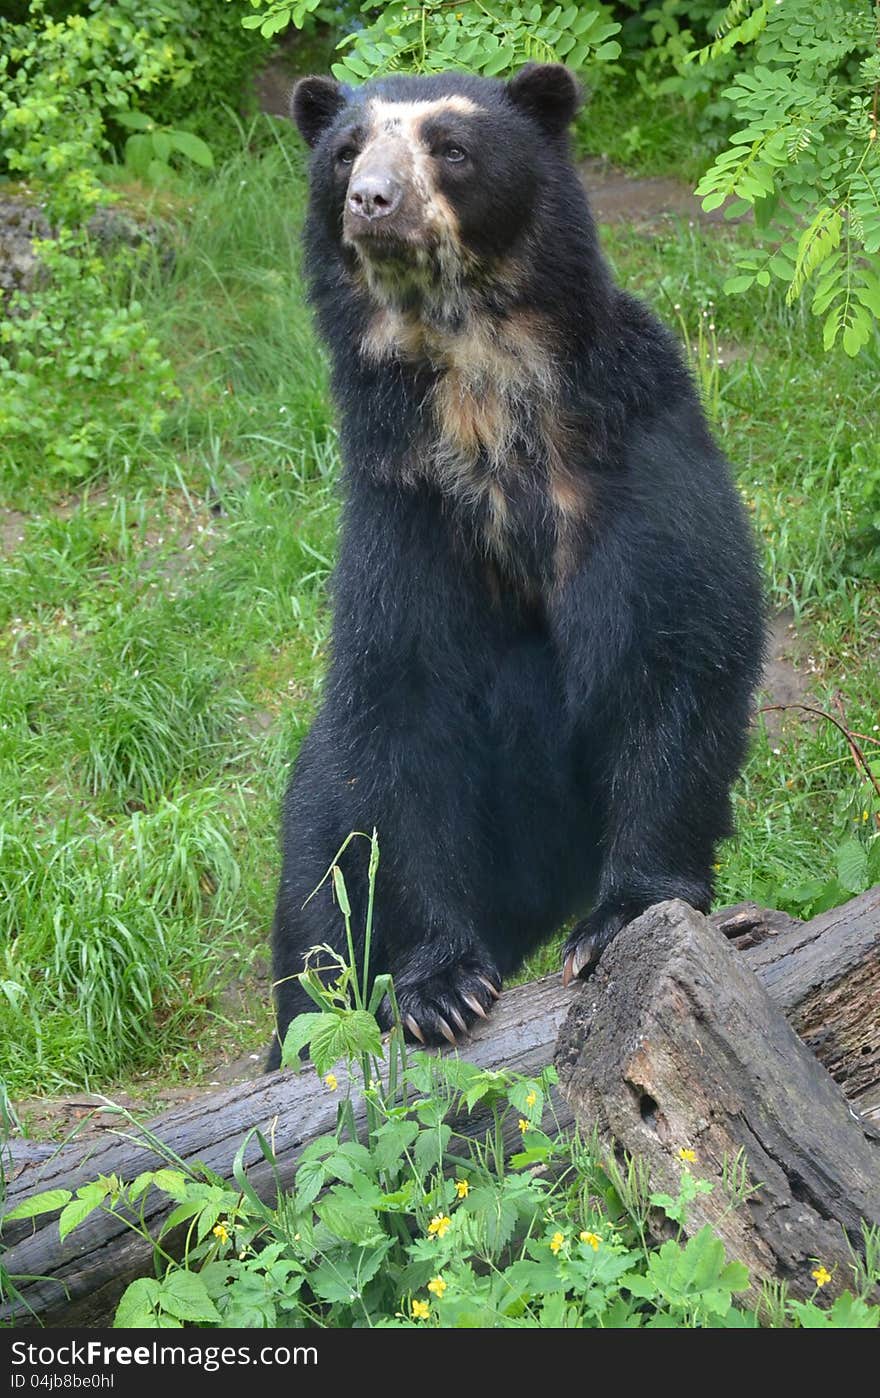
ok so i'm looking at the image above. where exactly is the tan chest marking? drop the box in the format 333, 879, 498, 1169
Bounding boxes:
365, 309, 556, 462
364, 306, 590, 577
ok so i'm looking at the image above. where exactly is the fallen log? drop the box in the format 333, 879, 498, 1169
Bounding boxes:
1, 888, 878, 1325
555, 898, 880, 1303
1, 973, 574, 1327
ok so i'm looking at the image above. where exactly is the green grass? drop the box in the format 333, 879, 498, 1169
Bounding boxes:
575, 78, 726, 180
1, 116, 878, 1100
1, 128, 338, 1096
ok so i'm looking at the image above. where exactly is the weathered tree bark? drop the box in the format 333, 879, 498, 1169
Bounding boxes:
2, 889, 878, 1325
555, 898, 880, 1304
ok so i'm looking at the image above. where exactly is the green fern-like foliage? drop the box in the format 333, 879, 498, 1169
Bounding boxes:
693, 0, 880, 356
243, 2, 621, 83
330, 3, 621, 82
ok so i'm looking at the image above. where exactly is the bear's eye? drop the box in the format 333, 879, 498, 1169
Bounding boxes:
442, 144, 467, 164
336, 146, 357, 166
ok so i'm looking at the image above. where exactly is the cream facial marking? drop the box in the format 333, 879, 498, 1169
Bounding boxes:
343, 97, 484, 321
367, 95, 481, 121
347, 95, 483, 240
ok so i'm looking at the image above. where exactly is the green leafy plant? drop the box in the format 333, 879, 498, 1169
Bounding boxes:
240, 2, 622, 81
691, 0, 880, 356
5, 833, 878, 1328
0, 229, 178, 479
117, 112, 214, 187
0, 1, 199, 221
0, 3, 193, 477
750, 700, 880, 918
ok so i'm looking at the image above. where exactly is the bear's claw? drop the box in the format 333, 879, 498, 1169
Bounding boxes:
562, 903, 640, 988
562, 940, 595, 987
449, 1006, 468, 1036
404, 1014, 425, 1044
437, 1015, 457, 1046
390, 953, 502, 1047
462, 993, 488, 1019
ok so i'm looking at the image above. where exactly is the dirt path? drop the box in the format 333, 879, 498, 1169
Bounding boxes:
580, 155, 745, 227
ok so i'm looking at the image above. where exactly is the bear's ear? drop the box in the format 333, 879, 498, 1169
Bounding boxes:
506, 63, 581, 138
291, 76, 347, 148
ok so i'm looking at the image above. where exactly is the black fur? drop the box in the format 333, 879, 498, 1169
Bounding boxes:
267, 66, 764, 1068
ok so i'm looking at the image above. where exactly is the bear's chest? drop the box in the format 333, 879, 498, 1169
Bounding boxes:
428, 375, 592, 591
363, 307, 592, 588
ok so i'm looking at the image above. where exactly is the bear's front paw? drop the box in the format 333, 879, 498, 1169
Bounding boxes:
561, 902, 641, 986
389, 954, 502, 1046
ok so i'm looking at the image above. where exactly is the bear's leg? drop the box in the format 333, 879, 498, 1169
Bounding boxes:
269, 835, 502, 1062
268, 726, 502, 1065
562, 676, 751, 984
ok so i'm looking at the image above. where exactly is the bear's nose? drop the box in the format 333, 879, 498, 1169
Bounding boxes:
347, 172, 403, 221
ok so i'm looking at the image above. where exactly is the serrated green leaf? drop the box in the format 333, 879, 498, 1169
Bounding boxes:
129, 1172, 157, 1202
152, 1170, 188, 1201
828, 1291, 880, 1328
309, 1258, 361, 1304
507, 1079, 544, 1122
157, 1269, 222, 1323
114, 1277, 161, 1328
310, 1009, 382, 1075
371, 1118, 420, 1173
316, 1186, 380, 1243
163, 1198, 205, 1232
3, 1188, 71, 1222
280, 1011, 326, 1068
414, 1123, 451, 1174
196, 1202, 225, 1243
295, 1156, 326, 1206
59, 1183, 107, 1242
836, 838, 869, 893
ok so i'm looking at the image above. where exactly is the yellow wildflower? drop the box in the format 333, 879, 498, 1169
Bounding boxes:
518, 1118, 529, 1133
550, 1231, 565, 1255
411, 1298, 430, 1319
428, 1214, 451, 1239
212, 1222, 230, 1244
427, 1276, 447, 1298
812, 1265, 832, 1288
455, 1179, 469, 1199
579, 1231, 601, 1250
678, 1147, 697, 1164
525, 1091, 537, 1108
324, 1072, 338, 1091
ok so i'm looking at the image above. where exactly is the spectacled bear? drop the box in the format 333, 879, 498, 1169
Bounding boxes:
267, 63, 764, 1068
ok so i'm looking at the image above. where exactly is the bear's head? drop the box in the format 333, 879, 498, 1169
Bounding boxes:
291, 65, 582, 319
